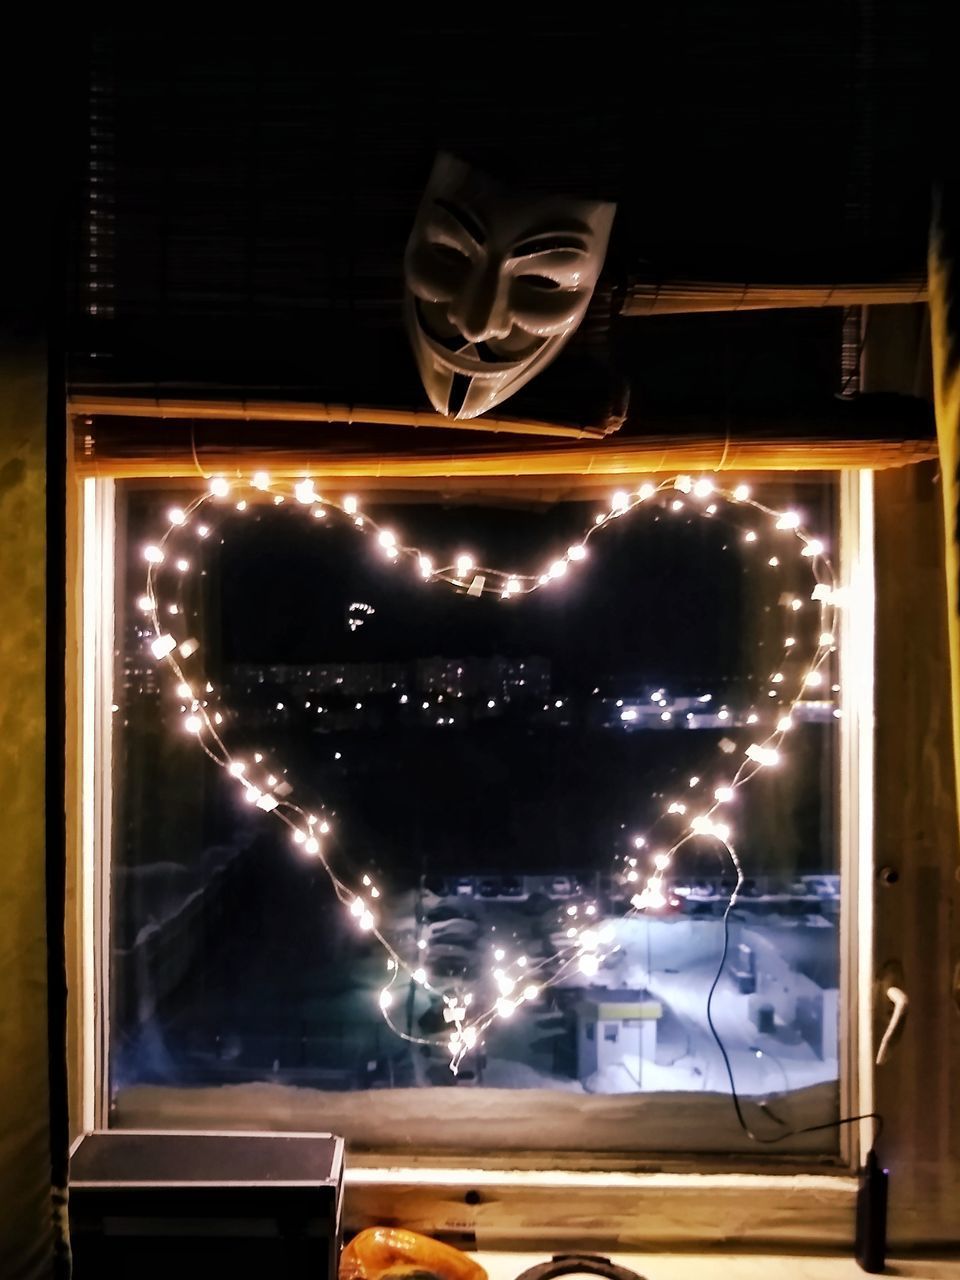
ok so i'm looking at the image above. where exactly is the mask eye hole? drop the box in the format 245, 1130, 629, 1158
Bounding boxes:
517, 274, 561, 291
430, 241, 470, 267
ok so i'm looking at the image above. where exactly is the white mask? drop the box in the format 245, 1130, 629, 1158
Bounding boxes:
404, 153, 616, 419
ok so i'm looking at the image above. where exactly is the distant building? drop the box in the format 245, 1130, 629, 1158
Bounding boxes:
576, 990, 663, 1087
228, 655, 551, 707
741, 923, 839, 1062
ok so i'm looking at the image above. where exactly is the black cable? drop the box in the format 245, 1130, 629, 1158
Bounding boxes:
705, 882, 883, 1146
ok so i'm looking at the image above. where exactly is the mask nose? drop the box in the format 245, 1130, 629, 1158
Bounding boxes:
449, 262, 511, 344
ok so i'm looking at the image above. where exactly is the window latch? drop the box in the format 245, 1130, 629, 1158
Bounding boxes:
875, 984, 908, 1066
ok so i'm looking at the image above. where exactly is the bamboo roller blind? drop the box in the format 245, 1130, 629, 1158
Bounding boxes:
71, 397, 938, 482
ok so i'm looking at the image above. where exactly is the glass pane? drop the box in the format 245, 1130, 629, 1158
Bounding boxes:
108, 476, 843, 1156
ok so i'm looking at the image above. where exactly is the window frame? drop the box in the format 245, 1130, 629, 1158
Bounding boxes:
70, 465, 877, 1244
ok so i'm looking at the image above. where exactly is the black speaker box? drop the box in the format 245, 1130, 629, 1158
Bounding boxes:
69, 1129, 344, 1280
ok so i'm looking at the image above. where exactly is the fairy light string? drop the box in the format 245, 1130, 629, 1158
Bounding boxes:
138, 473, 840, 1074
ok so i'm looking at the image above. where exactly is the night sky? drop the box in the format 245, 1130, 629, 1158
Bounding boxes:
119, 483, 837, 881
214, 497, 745, 691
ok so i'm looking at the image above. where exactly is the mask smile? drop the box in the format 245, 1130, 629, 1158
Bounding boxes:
414, 300, 535, 376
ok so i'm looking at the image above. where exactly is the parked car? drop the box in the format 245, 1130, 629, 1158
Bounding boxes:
500, 876, 526, 897
426, 900, 478, 924
427, 917, 481, 945
428, 954, 479, 982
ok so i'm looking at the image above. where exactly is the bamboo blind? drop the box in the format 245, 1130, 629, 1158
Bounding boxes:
71, 397, 938, 483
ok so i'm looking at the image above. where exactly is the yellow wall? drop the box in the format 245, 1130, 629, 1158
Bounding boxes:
0, 334, 53, 1277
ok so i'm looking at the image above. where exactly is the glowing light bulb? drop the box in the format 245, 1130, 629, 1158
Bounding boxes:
802, 539, 824, 557
645, 886, 667, 910
744, 531, 757, 543
777, 715, 793, 732
294, 478, 316, 504
768, 556, 780, 567
151, 634, 177, 659
548, 559, 567, 579
638, 483, 656, 500
733, 484, 750, 501
580, 929, 598, 951
693, 478, 713, 498
251, 471, 270, 490
175, 558, 189, 572
522, 985, 539, 1002
567, 544, 587, 561
413, 967, 427, 985
137, 595, 154, 612
144, 545, 164, 564
197, 524, 210, 538
494, 947, 505, 961
379, 989, 393, 1010
418, 554, 433, 578
674, 475, 693, 493
456, 554, 474, 578
776, 511, 801, 530
209, 477, 230, 497
179, 638, 198, 658
184, 715, 202, 734
579, 953, 600, 977
747, 712, 759, 724
496, 997, 517, 1018
633, 835, 646, 848
667, 802, 686, 815
611, 490, 629, 511
715, 786, 734, 803
304, 836, 320, 855
804, 670, 824, 687
671, 499, 684, 512
820, 631, 835, 646
167, 507, 186, 525
359, 910, 375, 931
505, 577, 522, 595
497, 975, 516, 996
378, 529, 396, 549
746, 744, 781, 767
341, 495, 358, 514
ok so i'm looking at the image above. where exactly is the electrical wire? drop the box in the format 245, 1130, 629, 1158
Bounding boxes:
705, 883, 883, 1145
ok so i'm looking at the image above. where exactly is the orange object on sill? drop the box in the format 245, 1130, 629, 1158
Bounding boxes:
340, 1227, 488, 1280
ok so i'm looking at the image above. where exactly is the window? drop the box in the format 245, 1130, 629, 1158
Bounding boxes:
85, 470, 870, 1165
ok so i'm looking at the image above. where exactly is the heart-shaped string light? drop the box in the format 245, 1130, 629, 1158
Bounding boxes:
139, 473, 840, 1073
